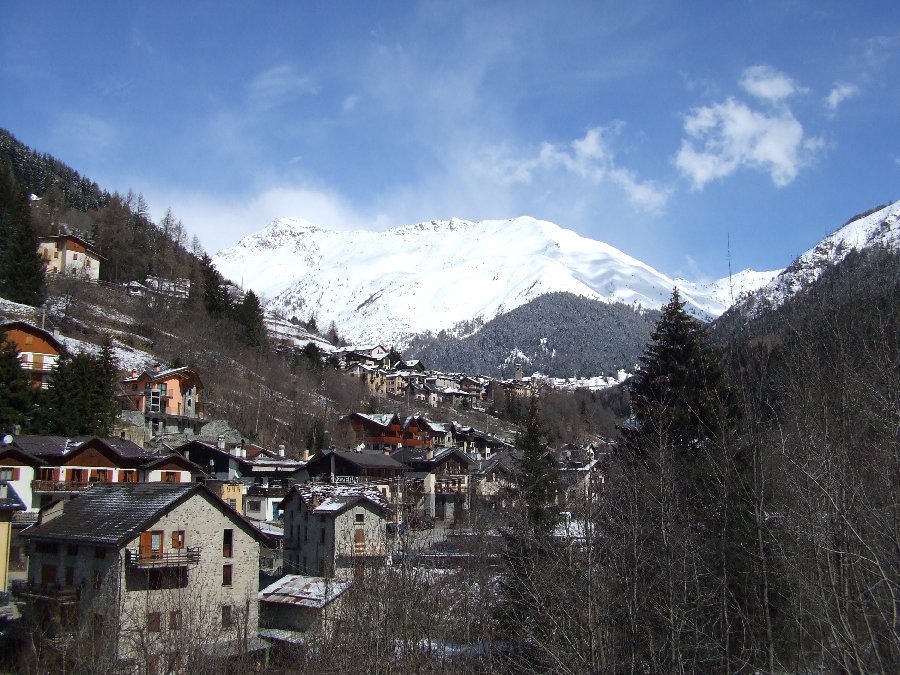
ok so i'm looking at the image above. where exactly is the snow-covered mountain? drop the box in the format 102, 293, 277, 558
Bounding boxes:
213, 216, 776, 347
732, 200, 899, 318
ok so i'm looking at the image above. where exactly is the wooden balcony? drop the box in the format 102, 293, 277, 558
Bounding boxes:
247, 484, 290, 498
32, 480, 92, 493
12, 580, 80, 605
125, 547, 201, 568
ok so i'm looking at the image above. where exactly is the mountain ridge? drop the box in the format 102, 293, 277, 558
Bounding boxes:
213, 215, 774, 348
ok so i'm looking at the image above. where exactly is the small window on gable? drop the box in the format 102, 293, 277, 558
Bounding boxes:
223, 529, 233, 558
355, 512, 365, 524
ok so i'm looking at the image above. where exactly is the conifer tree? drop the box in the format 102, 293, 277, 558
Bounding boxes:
0, 332, 34, 433
233, 289, 266, 347
0, 164, 45, 306
619, 288, 763, 671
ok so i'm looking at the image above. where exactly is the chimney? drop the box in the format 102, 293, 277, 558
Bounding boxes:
383, 448, 390, 456
425, 448, 434, 460
130, 369, 138, 378
217, 435, 226, 450
301, 448, 310, 461
154, 363, 162, 373
514, 363, 523, 381
53, 328, 62, 339
278, 444, 285, 457
0, 484, 7, 500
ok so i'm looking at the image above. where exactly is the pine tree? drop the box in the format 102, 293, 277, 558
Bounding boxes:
0, 332, 34, 433
495, 395, 561, 671
40, 343, 119, 436
619, 289, 763, 671
233, 289, 266, 347
0, 164, 45, 306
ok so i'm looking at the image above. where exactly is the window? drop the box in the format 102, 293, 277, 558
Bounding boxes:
162, 471, 179, 483
36, 541, 57, 554
221, 604, 233, 629
223, 529, 233, 558
66, 543, 78, 556
222, 564, 233, 586
171, 531, 185, 549
227, 498, 237, 509
147, 612, 162, 633
0, 467, 19, 481
246, 500, 261, 512
65, 566, 75, 585
94, 546, 107, 559
121, 470, 138, 483
140, 531, 164, 560
169, 610, 182, 631
355, 513, 365, 524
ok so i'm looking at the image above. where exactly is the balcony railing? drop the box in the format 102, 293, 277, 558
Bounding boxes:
32, 480, 92, 493
11, 580, 80, 604
247, 485, 290, 498
125, 547, 201, 568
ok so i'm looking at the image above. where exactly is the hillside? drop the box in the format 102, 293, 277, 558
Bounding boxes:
407, 292, 660, 379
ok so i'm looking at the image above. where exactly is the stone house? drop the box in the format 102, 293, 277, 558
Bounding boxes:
280, 482, 389, 578
304, 449, 406, 506
392, 447, 476, 523
18, 482, 269, 670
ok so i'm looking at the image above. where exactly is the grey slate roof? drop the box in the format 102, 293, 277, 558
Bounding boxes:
22, 482, 197, 546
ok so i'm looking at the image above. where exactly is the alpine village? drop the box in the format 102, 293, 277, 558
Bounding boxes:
0, 129, 897, 675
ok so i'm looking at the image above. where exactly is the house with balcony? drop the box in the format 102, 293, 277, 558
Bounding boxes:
280, 482, 389, 578
304, 449, 406, 507
118, 364, 206, 437
392, 446, 477, 523
344, 363, 387, 398
16, 482, 269, 670
173, 439, 308, 522
340, 412, 406, 452
37, 234, 103, 281
0, 321, 63, 389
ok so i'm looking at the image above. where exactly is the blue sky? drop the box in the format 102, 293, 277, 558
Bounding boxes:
2, 1, 898, 280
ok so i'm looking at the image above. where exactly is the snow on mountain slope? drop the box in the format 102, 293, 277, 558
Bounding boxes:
213, 216, 771, 347
738, 200, 900, 316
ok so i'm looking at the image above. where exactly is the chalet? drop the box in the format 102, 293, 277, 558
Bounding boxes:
341, 412, 404, 452
304, 449, 406, 505
173, 439, 307, 522
0, 321, 63, 389
552, 442, 610, 505
37, 234, 103, 281
333, 344, 391, 368
119, 364, 206, 437
281, 482, 389, 578
17, 483, 269, 668
449, 423, 513, 460
6, 435, 202, 510
392, 446, 476, 523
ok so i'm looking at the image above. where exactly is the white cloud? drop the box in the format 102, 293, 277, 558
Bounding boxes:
149, 184, 373, 254
739, 65, 801, 102
247, 64, 318, 109
342, 95, 359, 112
477, 127, 670, 213
825, 82, 860, 111
676, 66, 822, 189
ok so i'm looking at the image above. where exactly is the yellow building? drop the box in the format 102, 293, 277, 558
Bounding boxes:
0, 482, 26, 593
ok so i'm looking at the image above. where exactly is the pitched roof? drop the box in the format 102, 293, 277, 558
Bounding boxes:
22, 482, 268, 546
10, 435, 154, 461
282, 481, 389, 514
306, 449, 406, 473
259, 575, 351, 609
0, 321, 64, 353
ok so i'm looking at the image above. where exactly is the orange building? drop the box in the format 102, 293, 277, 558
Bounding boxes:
118, 365, 206, 436
0, 321, 63, 389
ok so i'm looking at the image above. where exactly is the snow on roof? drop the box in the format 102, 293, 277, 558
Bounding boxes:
259, 574, 351, 609
293, 481, 388, 511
